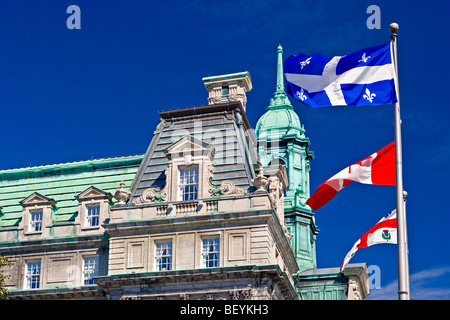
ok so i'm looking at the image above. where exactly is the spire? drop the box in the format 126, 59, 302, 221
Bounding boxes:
268, 44, 292, 110
276, 44, 284, 93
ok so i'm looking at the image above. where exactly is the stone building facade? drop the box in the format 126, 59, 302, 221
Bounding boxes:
0, 49, 369, 300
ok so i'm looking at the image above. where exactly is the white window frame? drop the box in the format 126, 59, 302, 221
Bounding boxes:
29, 210, 43, 233
201, 236, 220, 268
154, 240, 173, 271
178, 166, 199, 201
85, 204, 100, 227
25, 260, 41, 289
82, 256, 99, 285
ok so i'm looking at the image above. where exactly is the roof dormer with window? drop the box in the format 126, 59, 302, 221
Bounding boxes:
19, 192, 56, 240
75, 186, 112, 235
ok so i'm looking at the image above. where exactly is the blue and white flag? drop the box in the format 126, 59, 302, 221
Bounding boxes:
284, 43, 397, 107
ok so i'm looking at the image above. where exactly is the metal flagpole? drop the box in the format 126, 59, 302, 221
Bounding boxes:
390, 22, 410, 300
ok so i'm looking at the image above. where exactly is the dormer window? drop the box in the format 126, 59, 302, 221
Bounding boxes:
179, 166, 199, 201
19, 192, 56, 238
75, 186, 112, 233
155, 135, 215, 203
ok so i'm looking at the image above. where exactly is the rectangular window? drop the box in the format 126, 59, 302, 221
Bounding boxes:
222, 85, 229, 96
29, 210, 43, 232
83, 256, 99, 285
26, 261, 41, 289
155, 240, 172, 271
221, 85, 230, 102
179, 167, 198, 201
201, 237, 220, 268
86, 205, 100, 227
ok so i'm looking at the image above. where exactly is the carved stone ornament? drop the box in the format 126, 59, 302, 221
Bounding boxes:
137, 187, 167, 204
348, 279, 362, 300
180, 293, 190, 300
229, 290, 240, 300
283, 225, 294, 241
114, 180, 131, 205
220, 180, 245, 195
251, 163, 268, 193
209, 180, 245, 197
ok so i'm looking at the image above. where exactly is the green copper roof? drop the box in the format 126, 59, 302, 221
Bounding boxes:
0, 155, 143, 227
255, 45, 305, 141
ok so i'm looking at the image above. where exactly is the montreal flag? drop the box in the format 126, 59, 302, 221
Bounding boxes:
284, 42, 397, 107
341, 209, 397, 272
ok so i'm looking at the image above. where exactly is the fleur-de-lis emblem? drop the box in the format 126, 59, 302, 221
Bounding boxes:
363, 88, 376, 103
296, 88, 307, 101
300, 57, 311, 70
358, 52, 371, 63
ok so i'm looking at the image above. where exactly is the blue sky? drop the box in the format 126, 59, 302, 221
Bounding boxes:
1, 0, 449, 299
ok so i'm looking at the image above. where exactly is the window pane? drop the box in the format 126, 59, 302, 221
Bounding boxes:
30, 211, 43, 232
155, 241, 172, 271
26, 261, 41, 289
83, 256, 99, 285
202, 237, 219, 268
87, 205, 100, 227
179, 167, 199, 201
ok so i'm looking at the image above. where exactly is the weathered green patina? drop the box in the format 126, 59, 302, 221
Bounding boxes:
0, 155, 143, 227
255, 45, 317, 272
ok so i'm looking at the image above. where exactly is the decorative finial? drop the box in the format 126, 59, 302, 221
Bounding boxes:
389, 22, 399, 34
114, 180, 131, 205
276, 44, 284, 92
267, 44, 293, 110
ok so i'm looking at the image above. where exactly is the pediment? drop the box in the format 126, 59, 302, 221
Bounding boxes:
164, 135, 215, 160
20, 192, 55, 207
75, 186, 111, 201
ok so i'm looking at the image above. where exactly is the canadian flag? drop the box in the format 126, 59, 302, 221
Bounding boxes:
341, 209, 397, 272
306, 141, 396, 210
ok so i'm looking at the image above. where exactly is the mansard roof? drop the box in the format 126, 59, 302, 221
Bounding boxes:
129, 101, 258, 203
0, 155, 143, 227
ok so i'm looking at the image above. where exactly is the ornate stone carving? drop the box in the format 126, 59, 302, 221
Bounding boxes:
283, 225, 294, 241
347, 278, 362, 300
180, 293, 190, 300
241, 289, 253, 300
209, 180, 245, 197
229, 290, 240, 300
251, 163, 268, 193
136, 187, 166, 204
220, 180, 245, 195
114, 180, 131, 205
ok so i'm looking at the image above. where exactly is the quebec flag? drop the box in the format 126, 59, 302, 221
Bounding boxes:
284, 43, 397, 107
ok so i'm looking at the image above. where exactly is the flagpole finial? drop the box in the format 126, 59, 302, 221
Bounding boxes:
389, 23, 399, 34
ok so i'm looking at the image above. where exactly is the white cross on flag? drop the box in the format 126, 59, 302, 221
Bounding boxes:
284, 43, 397, 107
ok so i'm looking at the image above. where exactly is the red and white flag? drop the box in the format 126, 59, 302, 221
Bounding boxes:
341, 209, 397, 272
306, 141, 396, 210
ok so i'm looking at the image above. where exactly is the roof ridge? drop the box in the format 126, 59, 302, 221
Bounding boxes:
0, 154, 144, 172
0, 154, 144, 182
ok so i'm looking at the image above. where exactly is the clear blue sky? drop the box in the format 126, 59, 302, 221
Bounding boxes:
1, 0, 449, 299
